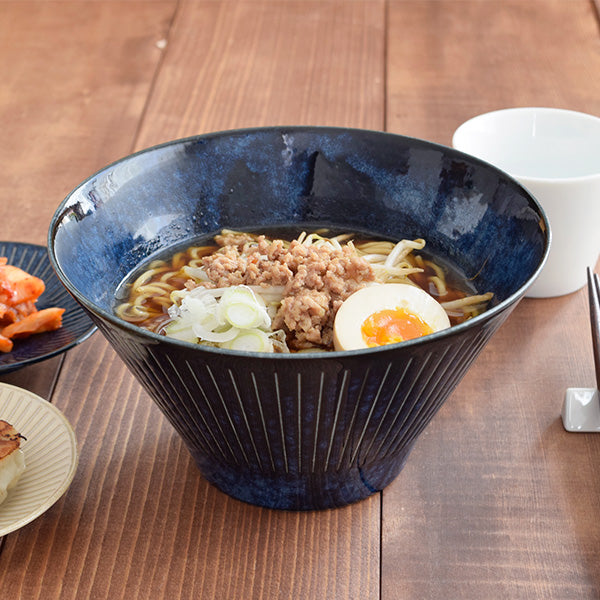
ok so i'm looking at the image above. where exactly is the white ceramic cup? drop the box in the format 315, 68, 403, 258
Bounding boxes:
452, 107, 600, 297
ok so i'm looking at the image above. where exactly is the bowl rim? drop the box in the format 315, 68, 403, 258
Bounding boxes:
47, 125, 551, 360
452, 107, 600, 184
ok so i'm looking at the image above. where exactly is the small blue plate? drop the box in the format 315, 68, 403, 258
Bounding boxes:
0, 242, 96, 374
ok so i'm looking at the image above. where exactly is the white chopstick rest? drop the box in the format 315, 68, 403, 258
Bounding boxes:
561, 269, 600, 433
562, 388, 600, 432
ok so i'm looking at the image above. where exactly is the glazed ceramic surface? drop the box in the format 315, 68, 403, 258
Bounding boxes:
48, 127, 549, 509
453, 107, 600, 297
0, 242, 96, 373
0, 382, 78, 536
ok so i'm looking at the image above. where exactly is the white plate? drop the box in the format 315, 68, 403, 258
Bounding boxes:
0, 382, 78, 536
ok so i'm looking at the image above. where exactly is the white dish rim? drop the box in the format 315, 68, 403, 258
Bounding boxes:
0, 382, 78, 537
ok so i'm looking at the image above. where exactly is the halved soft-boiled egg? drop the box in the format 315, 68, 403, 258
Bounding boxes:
333, 283, 451, 351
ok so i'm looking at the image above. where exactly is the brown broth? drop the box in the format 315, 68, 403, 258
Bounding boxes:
115, 228, 484, 338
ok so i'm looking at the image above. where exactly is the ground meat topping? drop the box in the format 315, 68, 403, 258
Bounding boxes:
196, 235, 376, 350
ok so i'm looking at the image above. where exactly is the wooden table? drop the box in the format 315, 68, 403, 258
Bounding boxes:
1, 1, 599, 598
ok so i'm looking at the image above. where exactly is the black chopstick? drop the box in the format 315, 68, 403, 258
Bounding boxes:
587, 267, 600, 391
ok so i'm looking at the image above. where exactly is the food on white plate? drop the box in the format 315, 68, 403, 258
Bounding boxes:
0, 419, 26, 506
333, 283, 451, 351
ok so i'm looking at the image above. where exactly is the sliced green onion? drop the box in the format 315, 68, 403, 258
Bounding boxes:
180, 295, 222, 330
164, 317, 198, 343
192, 323, 239, 343
222, 329, 273, 352
223, 302, 262, 329
219, 286, 271, 329
166, 284, 274, 349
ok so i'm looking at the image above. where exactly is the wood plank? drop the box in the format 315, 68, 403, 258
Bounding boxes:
135, 0, 385, 149
0, 1, 385, 598
384, 295, 600, 599
0, 355, 65, 400
0, 0, 164, 412
0, 0, 170, 585
0, 291, 381, 600
384, 1, 600, 598
386, 0, 600, 146
0, 0, 175, 245
0, 280, 380, 599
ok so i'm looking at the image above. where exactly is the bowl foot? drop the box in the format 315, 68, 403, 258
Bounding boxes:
190, 448, 414, 510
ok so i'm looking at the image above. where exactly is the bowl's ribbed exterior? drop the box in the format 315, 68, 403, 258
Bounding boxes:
48, 127, 550, 510
95, 310, 507, 510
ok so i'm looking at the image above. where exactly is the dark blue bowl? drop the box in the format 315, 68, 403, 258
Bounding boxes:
48, 127, 549, 510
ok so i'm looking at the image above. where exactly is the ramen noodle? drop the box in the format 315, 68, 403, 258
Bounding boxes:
115, 230, 493, 353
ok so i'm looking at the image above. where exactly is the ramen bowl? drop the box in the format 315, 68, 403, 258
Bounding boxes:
48, 127, 549, 510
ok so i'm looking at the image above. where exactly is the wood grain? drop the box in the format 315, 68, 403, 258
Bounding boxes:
0, 0, 598, 598
0, 1, 384, 598
0, 0, 175, 245
0, 0, 173, 479
387, 0, 600, 145
383, 295, 600, 599
135, 0, 385, 149
0, 333, 381, 598
0, 355, 65, 401
384, 1, 600, 598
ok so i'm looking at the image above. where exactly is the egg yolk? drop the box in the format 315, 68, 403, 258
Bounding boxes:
361, 307, 434, 347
